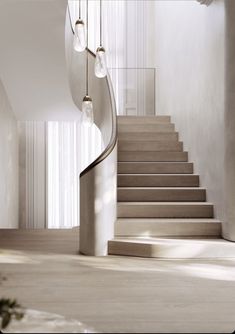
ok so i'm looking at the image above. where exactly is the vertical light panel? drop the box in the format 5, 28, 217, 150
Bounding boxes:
47, 122, 79, 229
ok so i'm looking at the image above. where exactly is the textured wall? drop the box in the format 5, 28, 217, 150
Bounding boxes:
0, 79, 18, 228
149, 0, 225, 220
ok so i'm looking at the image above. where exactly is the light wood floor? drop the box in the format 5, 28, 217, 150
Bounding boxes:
1, 229, 235, 333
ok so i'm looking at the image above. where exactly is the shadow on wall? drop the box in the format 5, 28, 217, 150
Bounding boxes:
0, 79, 18, 229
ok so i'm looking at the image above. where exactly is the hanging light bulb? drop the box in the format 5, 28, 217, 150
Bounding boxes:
81, 95, 94, 127
73, 19, 86, 52
73, 0, 86, 52
95, 46, 107, 78
95, 0, 108, 78
82, 0, 94, 127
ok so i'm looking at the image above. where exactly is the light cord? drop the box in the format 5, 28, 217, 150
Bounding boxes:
86, 0, 89, 96
100, 0, 102, 46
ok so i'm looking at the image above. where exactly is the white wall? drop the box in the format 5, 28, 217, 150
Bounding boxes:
0, 79, 18, 228
0, 0, 78, 121
148, 0, 225, 220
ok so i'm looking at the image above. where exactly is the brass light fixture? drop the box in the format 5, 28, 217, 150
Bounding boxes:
81, 0, 94, 127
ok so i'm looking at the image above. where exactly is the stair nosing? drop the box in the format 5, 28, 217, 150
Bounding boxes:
116, 218, 220, 222
117, 186, 205, 190
118, 161, 192, 164
118, 202, 213, 205
118, 173, 199, 176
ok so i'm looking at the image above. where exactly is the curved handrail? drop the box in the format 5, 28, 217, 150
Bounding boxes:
80, 50, 117, 177
66, 3, 117, 256
67, 6, 117, 178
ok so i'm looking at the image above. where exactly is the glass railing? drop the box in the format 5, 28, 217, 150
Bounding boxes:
109, 68, 156, 116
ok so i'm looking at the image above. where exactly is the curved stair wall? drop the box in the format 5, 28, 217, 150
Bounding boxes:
66, 8, 117, 256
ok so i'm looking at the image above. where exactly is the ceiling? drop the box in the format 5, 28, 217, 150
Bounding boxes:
0, 0, 79, 121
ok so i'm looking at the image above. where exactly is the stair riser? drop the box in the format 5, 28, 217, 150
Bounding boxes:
118, 116, 171, 124
118, 204, 213, 218
118, 188, 206, 202
118, 162, 193, 174
118, 175, 199, 187
115, 222, 221, 237
118, 151, 188, 162
118, 124, 175, 133
118, 141, 183, 152
118, 132, 179, 142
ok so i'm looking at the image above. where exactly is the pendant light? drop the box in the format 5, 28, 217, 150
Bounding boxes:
73, 0, 86, 52
82, 0, 94, 127
95, 0, 108, 78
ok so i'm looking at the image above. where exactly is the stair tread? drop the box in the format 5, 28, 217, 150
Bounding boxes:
118, 131, 178, 135
118, 151, 188, 162
118, 161, 193, 165
118, 187, 205, 190
118, 151, 185, 153
109, 237, 229, 245
118, 140, 182, 143
116, 218, 220, 223
118, 173, 198, 176
118, 124, 175, 132
118, 115, 171, 118
118, 202, 213, 205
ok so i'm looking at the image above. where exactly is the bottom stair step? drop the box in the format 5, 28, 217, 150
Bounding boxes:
115, 218, 221, 237
108, 237, 235, 259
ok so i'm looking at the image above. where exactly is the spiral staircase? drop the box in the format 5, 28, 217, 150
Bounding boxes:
66, 4, 235, 259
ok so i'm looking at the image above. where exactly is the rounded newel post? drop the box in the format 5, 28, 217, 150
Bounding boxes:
223, 0, 235, 241
80, 144, 117, 256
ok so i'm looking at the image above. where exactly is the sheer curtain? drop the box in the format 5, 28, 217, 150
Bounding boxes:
19, 121, 103, 229
47, 121, 103, 229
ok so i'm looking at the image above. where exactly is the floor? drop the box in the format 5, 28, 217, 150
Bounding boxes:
1, 230, 235, 333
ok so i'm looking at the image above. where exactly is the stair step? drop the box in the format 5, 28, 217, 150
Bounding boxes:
118, 141, 183, 152
118, 174, 199, 187
118, 162, 193, 174
118, 151, 188, 162
118, 132, 179, 142
117, 115, 171, 124
108, 237, 235, 258
115, 218, 221, 237
118, 123, 175, 133
118, 202, 213, 218
118, 187, 206, 202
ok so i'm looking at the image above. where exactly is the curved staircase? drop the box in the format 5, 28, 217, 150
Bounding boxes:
108, 116, 224, 258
